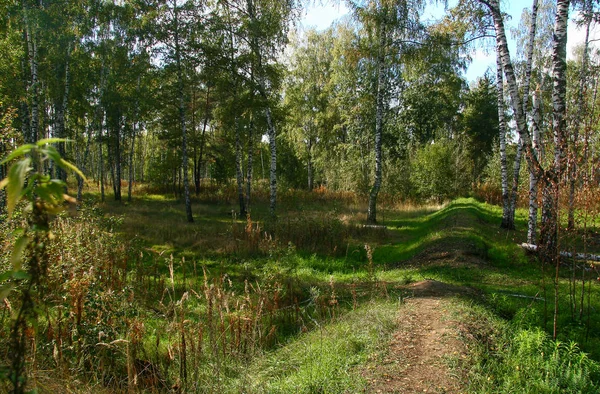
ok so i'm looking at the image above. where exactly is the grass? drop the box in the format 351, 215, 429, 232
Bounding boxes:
3, 188, 600, 392
237, 300, 398, 393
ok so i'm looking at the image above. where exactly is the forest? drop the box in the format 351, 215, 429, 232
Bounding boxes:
1, 0, 600, 392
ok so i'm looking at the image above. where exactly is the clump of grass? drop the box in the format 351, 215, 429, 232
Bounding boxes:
454, 301, 600, 394
239, 300, 398, 393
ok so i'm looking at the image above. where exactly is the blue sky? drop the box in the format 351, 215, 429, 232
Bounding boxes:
299, 1, 599, 82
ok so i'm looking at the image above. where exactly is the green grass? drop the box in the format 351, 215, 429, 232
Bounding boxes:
5, 190, 600, 392
237, 300, 398, 393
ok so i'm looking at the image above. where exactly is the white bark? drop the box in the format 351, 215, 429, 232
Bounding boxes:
528, 89, 541, 244
174, 0, 193, 222
245, 119, 254, 211
22, 1, 39, 144
367, 21, 387, 224
521, 243, 600, 263
266, 107, 277, 217
497, 53, 511, 229
235, 117, 246, 216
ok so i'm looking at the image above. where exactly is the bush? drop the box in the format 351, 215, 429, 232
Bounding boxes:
467, 317, 600, 393
410, 141, 471, 202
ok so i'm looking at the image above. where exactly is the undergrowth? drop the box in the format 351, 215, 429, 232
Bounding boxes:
2, 191, 600, 392
454, 301, 600, 393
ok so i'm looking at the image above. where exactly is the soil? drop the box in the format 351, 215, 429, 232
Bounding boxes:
363, 280, 471, 394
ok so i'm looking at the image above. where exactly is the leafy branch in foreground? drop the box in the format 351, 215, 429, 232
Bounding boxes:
0, 138, 84, 394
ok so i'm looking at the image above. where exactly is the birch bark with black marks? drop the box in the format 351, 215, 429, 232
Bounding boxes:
113, 119, 122, 201
235, 117, 246, 216
484, 0, 542, 177
266, 106, 277, 217
496, 54, 511, 229
520, 0, 540, 242
246, 0, 277, 218
77, 125, 92, 202
174, 0, 193, 223
19, 56, 30, 144
307, 136, 313, 191
56, 43, 72, 186
528, 88, 542, 244
246, 119, 254, 211
485, 0, 569, 275
548, 0, 569, 340
508, 0, 539, 229
367, 21, 387, 224
99, 113, 105, 202
22, 2, 39, 145
508, 141, 522, 224
128, 75, 141, 202
197, 92, 209, 195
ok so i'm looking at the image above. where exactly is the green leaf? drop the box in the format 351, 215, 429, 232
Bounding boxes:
40, 146, 86, 181
0, 284, 15, 301
34, 184, 57, 205
45, 180, 67, 200
0, 272, 13, 282
12, 271, 30, 280
36, 138, 68, 146
10, 236, 30, 271
0, 177, 7, 190
58, 158, 86, 181
0, 144, 35, 165
6, 158, 32, 218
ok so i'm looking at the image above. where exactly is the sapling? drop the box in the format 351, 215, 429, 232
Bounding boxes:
0, 139, 84, 393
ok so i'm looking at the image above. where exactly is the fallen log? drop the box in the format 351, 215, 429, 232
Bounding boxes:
494, 291, 545, 301
521, 243, 600, 263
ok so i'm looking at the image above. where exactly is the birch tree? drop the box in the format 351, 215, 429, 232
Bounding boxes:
480, 0, 570, 337
348, 0, 425, 224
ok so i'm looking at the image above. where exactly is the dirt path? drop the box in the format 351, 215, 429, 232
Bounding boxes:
364, 280, 470, 394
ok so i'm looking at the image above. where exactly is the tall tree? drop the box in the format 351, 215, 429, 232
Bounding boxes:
480, 0, 570, 337
348, 0, 425, 224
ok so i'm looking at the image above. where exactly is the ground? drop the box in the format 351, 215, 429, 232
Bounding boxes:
364, 280, 471, 394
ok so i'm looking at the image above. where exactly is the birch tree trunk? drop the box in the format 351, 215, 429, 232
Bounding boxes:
174, 0, 193, 223
77, 125, 92, 202
528, 89, 542, 244
196, 89, 210, 196
507, 0, 539, 229
540, 0, 569, 268
485, 0, 569, 273
485, 0, 542, 177
508, 141, 522, 225
246, 119, 254, 211
266, 106, 277, 217
99, 114, 105, 202
235, 117, 247, 216
246, 0, 277, 218
113, 120, 122, 201
56, 43, 71, 186
128, 131, 135, 202
22, 3, 39, 145
128, 76, 140, 203
367, 22, 387, 224
497, 54, 512, 229
521, 0, 540, 242
307, 137, 313, 191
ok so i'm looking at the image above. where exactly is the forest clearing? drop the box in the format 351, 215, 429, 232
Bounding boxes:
1, 190, 600, 392
2, 0, 600, 392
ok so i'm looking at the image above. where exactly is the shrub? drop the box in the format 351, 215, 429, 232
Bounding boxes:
410, 141, 470, 202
